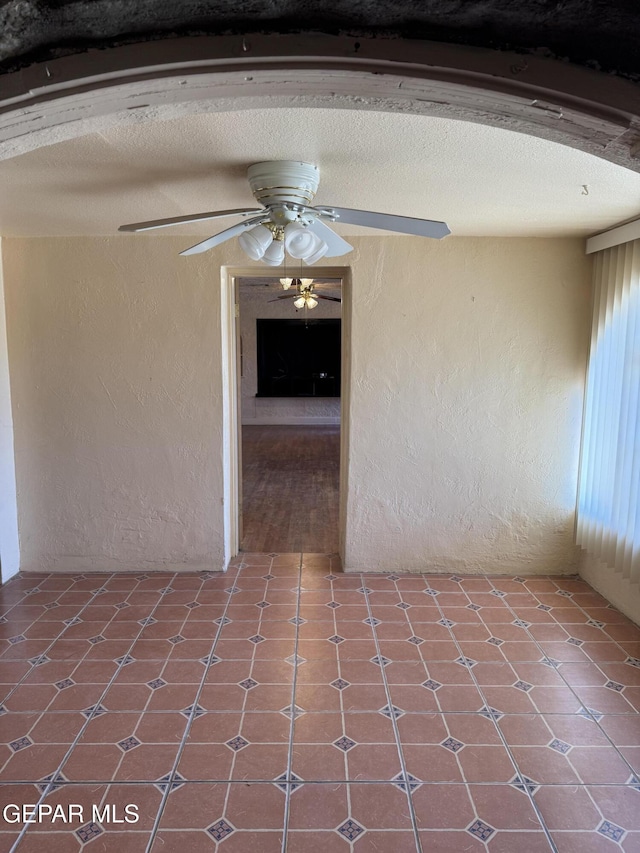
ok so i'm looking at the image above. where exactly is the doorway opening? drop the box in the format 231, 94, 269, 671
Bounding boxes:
221, 266, 350, 563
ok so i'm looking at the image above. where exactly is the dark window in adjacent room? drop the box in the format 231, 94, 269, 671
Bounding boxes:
256, 318, 341, 397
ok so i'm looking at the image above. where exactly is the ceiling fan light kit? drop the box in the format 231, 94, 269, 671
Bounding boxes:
119, 160, 451, 264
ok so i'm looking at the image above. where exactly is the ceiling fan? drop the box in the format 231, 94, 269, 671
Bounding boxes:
269, 278, 341, 311
118, 161, 451, 265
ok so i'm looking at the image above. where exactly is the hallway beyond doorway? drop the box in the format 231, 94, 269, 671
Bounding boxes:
240, 424, 340, 553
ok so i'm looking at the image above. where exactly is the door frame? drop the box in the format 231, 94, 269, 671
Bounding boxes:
221, 265, 352, 565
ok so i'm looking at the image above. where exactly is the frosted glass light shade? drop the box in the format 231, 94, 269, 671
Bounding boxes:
238, 224, 273, 260
284, 222, 317, 259
280, 277, 293, 290
304, 239, 329, 265
262, 240, 285, 266
293, 296, 306, 309
306, 296, 319, 309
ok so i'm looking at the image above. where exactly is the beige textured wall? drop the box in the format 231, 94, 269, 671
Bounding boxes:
343, 236, 591, 574
2, 234, 591, 574
3, 235, 237, 572
239, 285, 341, 424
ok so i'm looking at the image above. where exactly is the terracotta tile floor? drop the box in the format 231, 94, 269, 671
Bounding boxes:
1, 555, 639, 852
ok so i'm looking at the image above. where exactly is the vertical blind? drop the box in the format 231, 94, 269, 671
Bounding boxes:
577, 239, 640, 581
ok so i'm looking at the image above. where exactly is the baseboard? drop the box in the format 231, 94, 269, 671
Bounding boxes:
242, 417, 341, 425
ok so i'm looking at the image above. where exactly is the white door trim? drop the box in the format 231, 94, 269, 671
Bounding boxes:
221, 265, 351, 565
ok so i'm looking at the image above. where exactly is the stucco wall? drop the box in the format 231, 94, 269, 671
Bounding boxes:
239, 284, 341, 425
343, 236, 591, 574
2, 234, 591, 574
3, 235, 232, 572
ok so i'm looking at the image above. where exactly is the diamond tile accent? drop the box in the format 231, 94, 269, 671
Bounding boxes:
337, 819, 365, 841
262, 573, 275, 580
334, 736, 357, 752
598, 820, 625, 842
540, 657, 561, 668
227, 735, 249, 751
280, 704, 305, 719
182, 703, 206, 719
118, 736, 141, 752
422, 679, 442, 691
238, 678, 259, 690
467, 603, 482, 611
628, 775, 640, 792
487, 637, 504, 646
325, 574, 338, 580
200, 654, 221, 666
8, 634, 25, 644
147, 678, 167, 690
63, 617, 83, 626
625, 657, 640, 668
138, 616, 157, 626
587, 619, 605, 628
25, 587, 42, 595
0, 705, 6, 715
88, 635, 106, 645
167, 634, 185, 644
331, 678, 350, 690
548, 738, 572, 754
29, 654, 51, 666
185, 601, 200, 609
449, 575, 463, 583
135, 574, 149, 581
82, 704, 107, 719
556, 589, 574, 598
200, 571, 216, 580
379, 704, 405, 719
256, 601, 271, 609
510, 774, 540, 795
605, 680, 625, 692
455, 656, 477, 668
207, 819, 235, 841
10, 736, 33, 752
577, 706, 603, 722
370, 655, 391, 667
513, 577, 526, 583
285, 654, 306, 666
248, 634, 265, 644
438, 618, 455, 627
273, 772, 304, 792
513, 680, 533, 693
512, 619, 531, 628
396, 602, 411, 610
491, 590, 507, 598
424, 588, 440, 596
537, 604, 552, 611
478, 705, 504, 721
155, 772, 186, 792
91, 587, 108, 595
566, 637, 584, 646
37, 772, 67, 794
114, 602, 130, 610
441, 737, 465, 753
159, 586, 175, 594
326, 601, 341, 609
214, 615, 232, 625
407, 635, 424, 645
55, 678, 75, 690
391, 771, 422, 792
467, 820, 495, 842
387, 574, 400, 581
357, 587, 372, 594
114, 654, 135, 666
44, 602, 59, 610
289, 616, 307, 625
76, 822, 103, 843
363, 617, 381, 626
327, 634, 345, 644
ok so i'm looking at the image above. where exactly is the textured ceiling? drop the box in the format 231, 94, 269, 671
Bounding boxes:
1, 0, 638, 79
1, 107, 639, 239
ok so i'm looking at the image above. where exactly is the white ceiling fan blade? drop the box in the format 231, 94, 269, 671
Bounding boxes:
320, 206, 450, 239
119, 208, 263, 233
180, 215, 269, 256
305, 218, 353, 256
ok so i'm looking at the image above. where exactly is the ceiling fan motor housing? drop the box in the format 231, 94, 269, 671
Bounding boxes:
247, 161, 320, 210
